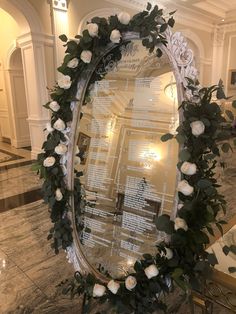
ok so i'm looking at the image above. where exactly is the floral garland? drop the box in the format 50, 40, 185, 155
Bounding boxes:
34, 2, 236, 313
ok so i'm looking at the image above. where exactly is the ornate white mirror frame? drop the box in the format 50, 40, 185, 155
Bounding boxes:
66, 29, 197, 279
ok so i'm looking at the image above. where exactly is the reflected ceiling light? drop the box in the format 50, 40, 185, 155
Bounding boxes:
164, 82, 177, 102
127, 258, 135, 266
142, 149, 162, 169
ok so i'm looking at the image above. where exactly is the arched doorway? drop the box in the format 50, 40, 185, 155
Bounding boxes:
8, 47, 30, 148
0, 0, 50, 158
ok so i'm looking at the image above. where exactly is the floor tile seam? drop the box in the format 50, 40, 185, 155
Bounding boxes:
0, 247, 19, 270
13, 256, 53, 301
21, 253, 65, 300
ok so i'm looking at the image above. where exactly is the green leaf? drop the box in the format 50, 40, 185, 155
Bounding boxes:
197, 179, 212, 189
222, 245, 230, 256
228, 267, 236, 273
155, 214, 174, 234
232, 100, 236, 109
161, 133, 174, 142
31, 163, 41, 171
216, 223, 224, 236
225, 109, 234, 121
156, 48, 163, 58
175, 134, 186, 144
208, 253, 218, 266
229, 245, 236, 255
201, 118, 211, 127
146, 2, 152, 10
59, 34, 68, 42
172, 268, 183, 279
160, 23, 168, 32
221, 142, 232, 153
206, 225, 214, 236
169, 10, 177, 16
66, 40, 78, 53
168, 16, 175, 27
179, 149, 191, 161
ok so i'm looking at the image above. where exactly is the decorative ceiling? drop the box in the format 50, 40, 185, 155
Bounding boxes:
106, 0, 236, 26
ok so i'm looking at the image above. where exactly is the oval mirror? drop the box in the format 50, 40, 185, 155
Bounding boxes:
71, 36, 182, 279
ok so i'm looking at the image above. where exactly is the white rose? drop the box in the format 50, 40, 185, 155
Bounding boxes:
174, 217, 188, 231
74, 156, 81, 165
107, 280, 120, 294
110, 29, 122, 43
43, 156, 56, 167
144, 264, 159, 279
181, 161, 197, 176
177, 180, 194, 196
190, 120, 205, 137
67, 57, 79, 69
53, 118, 66, 131
125, 276, 137, 291
49, 101, 60, 112
46, 122, 54, 133
55, 188, 63, 201
55, 143, 67, 155
58, 74, 72, 90
87, 23, 98, 37
80, 50, 92, 64
161, 248, 173, 260
118, 12, 131, 25
93, 284, 106, 297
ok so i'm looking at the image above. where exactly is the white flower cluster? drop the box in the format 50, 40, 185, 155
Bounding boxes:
92, 262, 162, 297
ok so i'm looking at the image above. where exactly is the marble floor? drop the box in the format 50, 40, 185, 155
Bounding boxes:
0, 143, 235, 313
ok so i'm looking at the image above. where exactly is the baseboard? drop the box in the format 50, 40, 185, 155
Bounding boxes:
11, 138, 31, 148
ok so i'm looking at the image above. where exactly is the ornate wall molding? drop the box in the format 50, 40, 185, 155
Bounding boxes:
213, 26, 225, 47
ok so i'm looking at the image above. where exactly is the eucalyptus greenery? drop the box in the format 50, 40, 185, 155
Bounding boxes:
34, 2, 236, 313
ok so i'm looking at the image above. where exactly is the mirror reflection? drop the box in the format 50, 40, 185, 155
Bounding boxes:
74, 39, 179, 278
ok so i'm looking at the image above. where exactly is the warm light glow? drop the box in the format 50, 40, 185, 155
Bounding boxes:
127, 258, 135, 266
141, 147, 162, 169
106, 118, 115, 138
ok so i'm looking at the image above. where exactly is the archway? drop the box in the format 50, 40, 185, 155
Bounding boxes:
0, 0, 50, 158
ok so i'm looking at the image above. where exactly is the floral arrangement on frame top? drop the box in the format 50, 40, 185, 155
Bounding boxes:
34, 2, 236, 313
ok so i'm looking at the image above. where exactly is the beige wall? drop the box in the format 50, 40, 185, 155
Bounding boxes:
0, 9, 20, 140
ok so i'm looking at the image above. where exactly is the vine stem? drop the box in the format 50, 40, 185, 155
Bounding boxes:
82, 292, 87, 314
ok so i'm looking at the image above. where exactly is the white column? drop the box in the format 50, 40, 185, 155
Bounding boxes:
211, 26, 225, 85
17, 33, 51, 159
49, 0, 69, 70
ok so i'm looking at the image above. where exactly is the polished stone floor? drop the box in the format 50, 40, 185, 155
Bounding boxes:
0, 143, 234, 313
